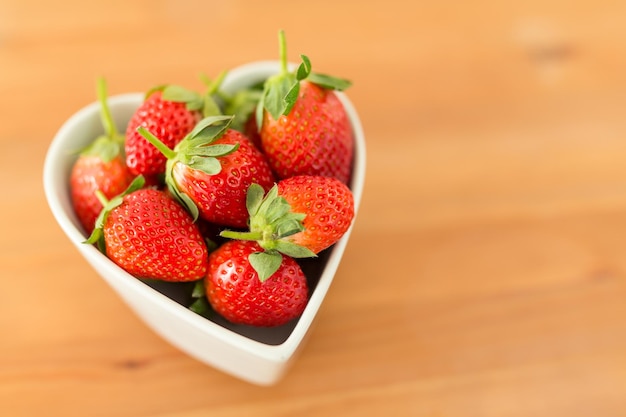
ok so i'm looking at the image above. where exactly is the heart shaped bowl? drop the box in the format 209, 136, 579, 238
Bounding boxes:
43, 61, 366, 385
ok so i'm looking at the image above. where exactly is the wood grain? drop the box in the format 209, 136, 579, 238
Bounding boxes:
2, 0, 626, 415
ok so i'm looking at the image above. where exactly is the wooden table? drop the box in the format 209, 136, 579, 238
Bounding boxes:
3, 1, 626, 415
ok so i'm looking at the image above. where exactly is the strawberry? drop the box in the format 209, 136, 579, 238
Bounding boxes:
86, 176, 209, 282
220, 175, 355, 279
137, 115, 276, 229
256, 30, 354, 184
124, 74, 227, 179
70, 78, 134, 234
205, 240, 308, 327
275, 175, 355, 254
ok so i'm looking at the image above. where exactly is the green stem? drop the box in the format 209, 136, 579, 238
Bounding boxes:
95, 190, 108, 206
97, 77, 118, 140
137, 126, 177, 160
205, 70, 227, 95
278, 29, 288, 74
220, 230, 263, 241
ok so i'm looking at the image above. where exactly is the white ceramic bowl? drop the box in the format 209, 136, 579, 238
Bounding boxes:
43, 61, 366, 385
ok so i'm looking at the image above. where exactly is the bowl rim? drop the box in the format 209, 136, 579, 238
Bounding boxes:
43, 60, 366, 365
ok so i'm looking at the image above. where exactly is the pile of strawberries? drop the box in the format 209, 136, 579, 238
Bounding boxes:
69, 31, 356, 327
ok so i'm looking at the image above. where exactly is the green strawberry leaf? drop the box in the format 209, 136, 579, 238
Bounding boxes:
162, 84, 205, 111
169, 184, 200, 221
249, 251, 283, 282
296, 55, 312, 80
81, 134, 122, 162
263, 195, 291, 225
255, 184, 279, 215
187, 143, 239, 158
191, 280, 205, 298
198, 70, 228, 117
84, 175, 146, 248
187, 156, 221, 175
150, 73, 230, 116
223, 88, 262, 132
246, 183, 267, 217
283, 81, 300, 117
85, 220, 104, 249
184, 115, 233, 147
307, 72, 352, 91
262, 73, 297, 120
200, 70, 228, 96
274, 216, 305, 239
202, 94, 222, 117
279, 55, 315, 116
273, 241, 316, 258
144, 84, 166, 99
189, 297, 211, 315
188, 277, 216, 317
162, 84, 198, 102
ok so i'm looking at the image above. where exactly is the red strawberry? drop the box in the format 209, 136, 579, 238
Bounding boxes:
276, 175, 355, 254
70, 78, 134, 234
125, 75, 229, 179
205, 240, 308, 327
86, 176, 209, 282
256, 30, 354, 184
221, 175, 355, 257
125, 85, 213, 178
137, 115, 276, 228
